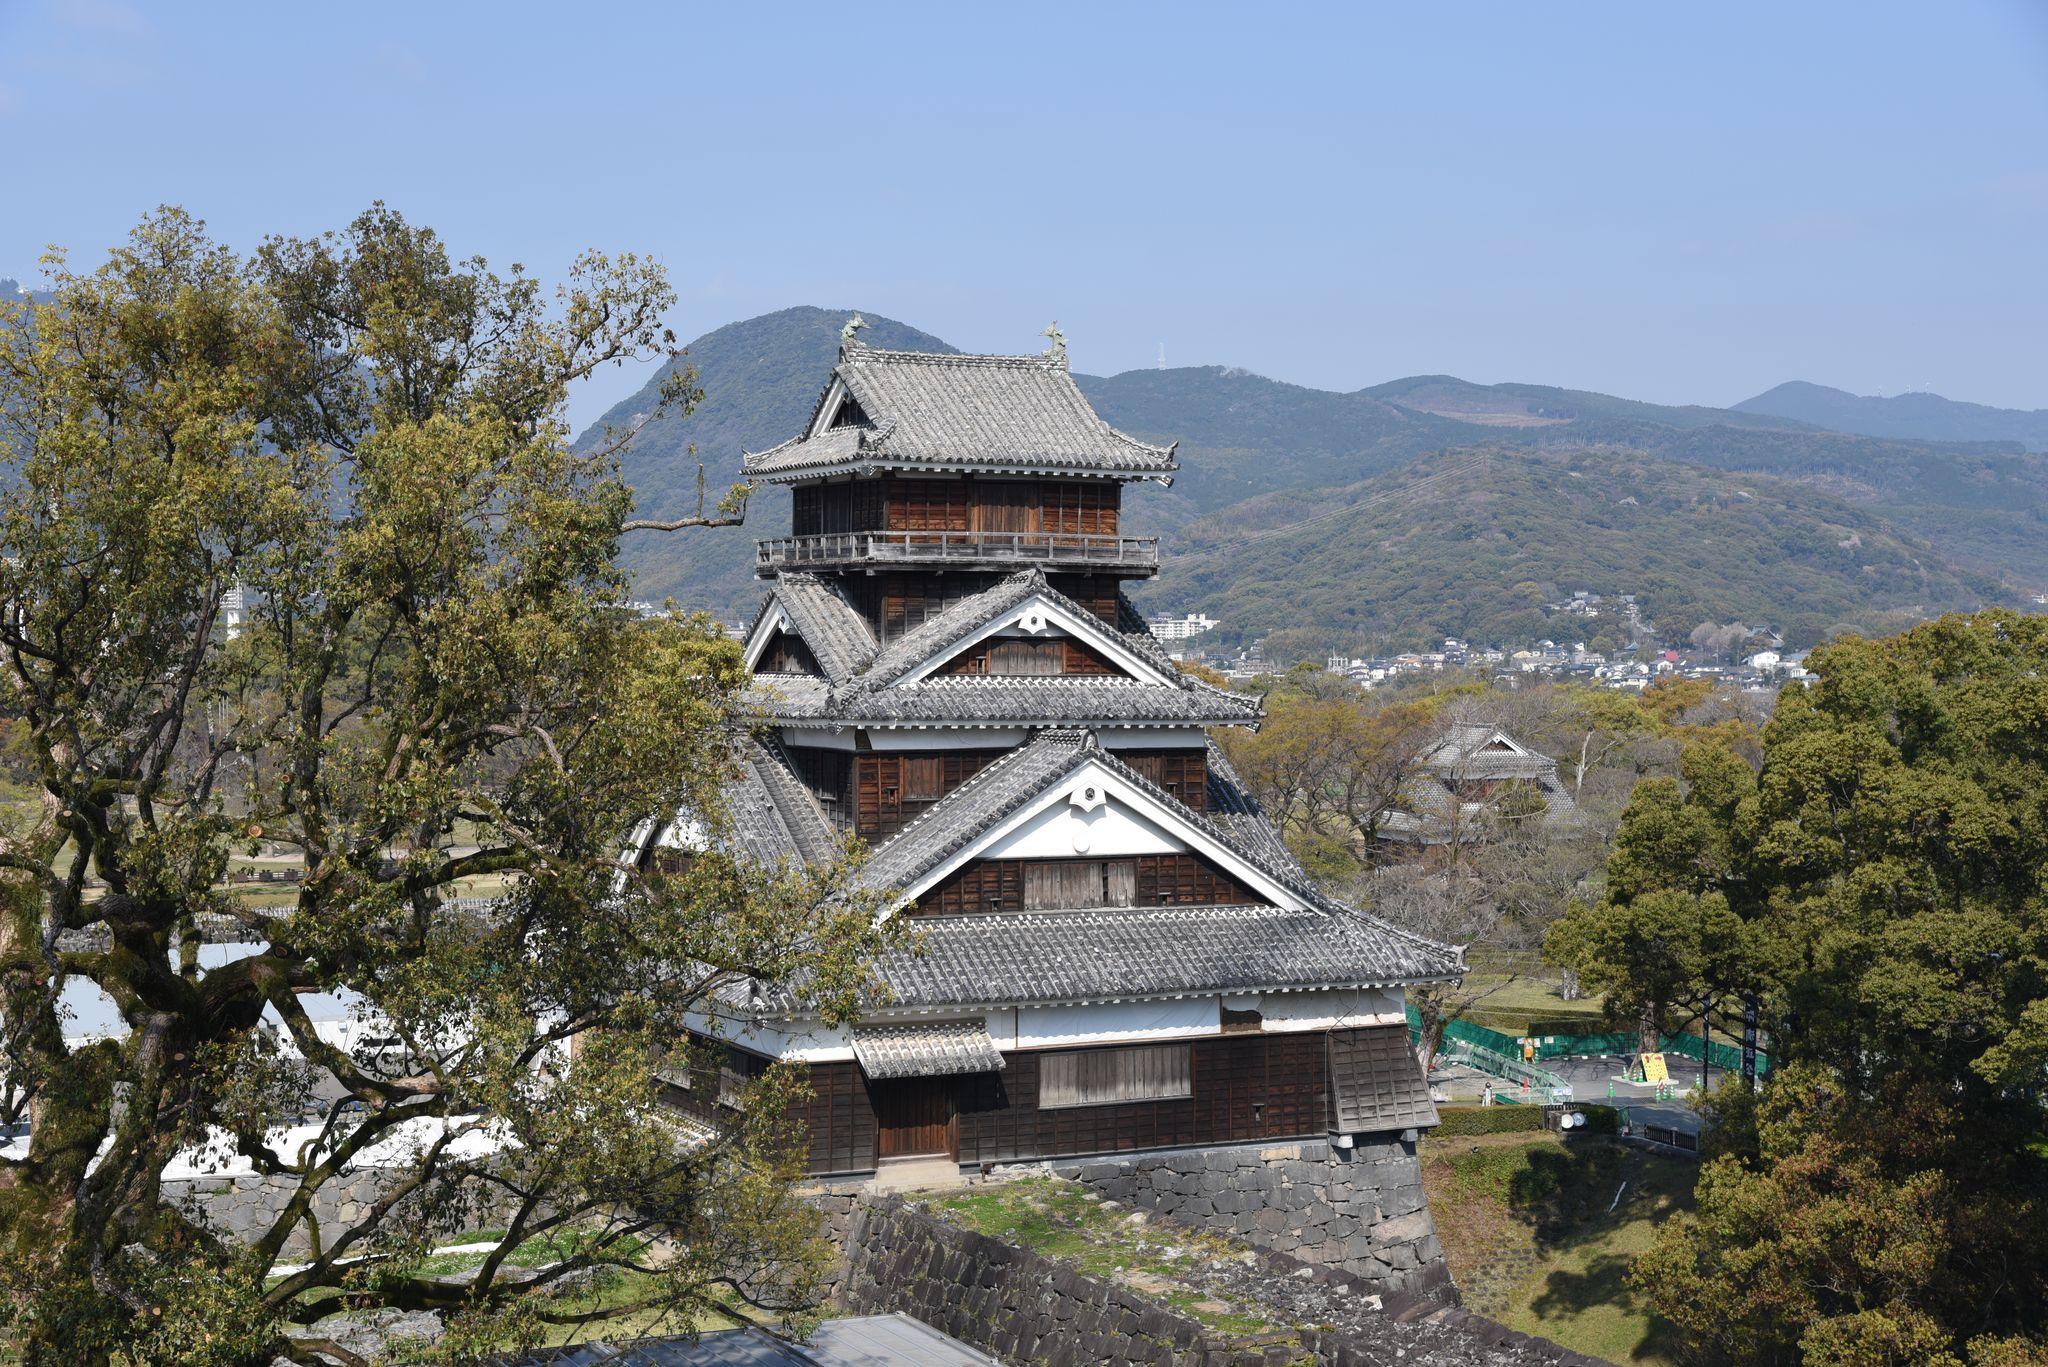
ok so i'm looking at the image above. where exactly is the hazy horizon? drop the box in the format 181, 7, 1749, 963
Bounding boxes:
5, 1, 2044, 434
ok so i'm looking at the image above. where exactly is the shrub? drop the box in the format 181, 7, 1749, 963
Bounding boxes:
1433, 1104, 1548, 1136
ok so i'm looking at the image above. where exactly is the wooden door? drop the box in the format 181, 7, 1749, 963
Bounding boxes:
972, 482, 1039, 534
874, 1078, 955, 1160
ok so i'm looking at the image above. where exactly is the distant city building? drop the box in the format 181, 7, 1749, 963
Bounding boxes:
221, 586, 247, 641
1148, 612, 1219, 642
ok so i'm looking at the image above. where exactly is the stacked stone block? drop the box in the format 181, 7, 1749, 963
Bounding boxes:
1036, 1136, 1453, 1305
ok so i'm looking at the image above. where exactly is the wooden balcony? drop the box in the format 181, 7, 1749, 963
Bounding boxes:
756, 530, 1161, 574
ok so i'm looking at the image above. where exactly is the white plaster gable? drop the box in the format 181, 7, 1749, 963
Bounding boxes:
740, 602, 791, 672
807, 376, 852, 437
889, 592, 1175, 688
897, 753, 1305, 912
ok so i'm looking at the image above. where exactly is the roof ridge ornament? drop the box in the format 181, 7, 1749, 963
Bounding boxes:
839, 313, 868, 355
1040, 320, 1067, 368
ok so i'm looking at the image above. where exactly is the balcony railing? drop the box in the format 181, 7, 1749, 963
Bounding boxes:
756, 530, 1161, 573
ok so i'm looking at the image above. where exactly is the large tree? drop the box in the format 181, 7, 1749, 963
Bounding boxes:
1566, 613, 2048, 1364
0, 209, 881, 1365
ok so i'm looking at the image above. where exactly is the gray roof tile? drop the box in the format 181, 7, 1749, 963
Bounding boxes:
836, 730, 1461, 981
744, 347, 1176, 481
747, 574, 877, 684
708, 737, 838, 867
755, 904, 1461, 1013
758, 676, 1260, 727
850, 1021, 1006, 1079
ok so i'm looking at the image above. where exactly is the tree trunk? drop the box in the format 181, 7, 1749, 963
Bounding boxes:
1638, 1002, 1661, 1055
1413, 1001, 1445, 1076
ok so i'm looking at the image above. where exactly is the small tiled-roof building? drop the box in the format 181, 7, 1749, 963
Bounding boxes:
648, 325, 1461, 1177
1378, 723, 1578, 846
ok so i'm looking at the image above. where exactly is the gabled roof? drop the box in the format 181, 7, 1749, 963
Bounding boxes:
654, 736, 837, 868
853, 730, 1095, 895
746, 571, 1258, 729
743, 344, 1177, 482
741, 574, 877, 684
705, 728, 1462, 1012
1422, 723, 1558, 777
847, 730, 1458, 970
855, 568, 1175, 690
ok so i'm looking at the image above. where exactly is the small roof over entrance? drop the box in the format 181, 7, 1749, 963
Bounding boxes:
851, 1021, 1006, 1080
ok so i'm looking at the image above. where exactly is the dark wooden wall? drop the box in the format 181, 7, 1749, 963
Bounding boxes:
854, 751, 1002, 839
1117, 749, 1208, 810
757, 629, 821, 676
789, 477, 1123, 538
953, 1033, 1330, 1166
664, 1028, 1402, 1176
914, 851, 1267, 916
937, 634, 1118, 678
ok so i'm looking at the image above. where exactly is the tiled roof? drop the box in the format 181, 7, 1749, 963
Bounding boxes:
854, 568, 1069, 687
753, 569, 1252, 730
1331, 1023, 1440, 1131
854, 731, 1094, 894
748, 574, 877, 684
757, 676, 1260, 727
754, 904, 1462, 1013
705, 737, 837, 867
744, 346, 1176, 481
850, 1020, 1006, 1079
1203, 742, 1307, 875
845, 731, 1461, 979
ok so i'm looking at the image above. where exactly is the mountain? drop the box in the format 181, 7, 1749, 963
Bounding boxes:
580, 308, 2043, 647
580, 306, 955, 612
1734, 380, 2048, 452
1082, 369, 2048, 587
1141, 445, 2004, 657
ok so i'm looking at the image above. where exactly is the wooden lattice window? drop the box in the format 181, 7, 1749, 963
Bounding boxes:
1039, 1043, 1192, 1109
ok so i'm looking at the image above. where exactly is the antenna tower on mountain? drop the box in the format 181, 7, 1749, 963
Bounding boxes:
1157, 343, 1166, 370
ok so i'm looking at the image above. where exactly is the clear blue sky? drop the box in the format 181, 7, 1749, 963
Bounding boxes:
4, 1, 2045, 433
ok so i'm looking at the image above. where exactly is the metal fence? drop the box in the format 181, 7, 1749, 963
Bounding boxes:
1407, 1004, 1772, 1081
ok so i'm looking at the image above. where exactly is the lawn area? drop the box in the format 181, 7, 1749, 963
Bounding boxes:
1458, 975, 1610, 1034
1421, 1131, 1695, 1365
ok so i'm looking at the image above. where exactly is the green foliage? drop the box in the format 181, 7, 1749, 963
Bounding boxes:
1565, 610, 2048, 1364
1434, 1104, 1550, 1136
0, 211, 888, 1365
1546, 739, 1757, 1045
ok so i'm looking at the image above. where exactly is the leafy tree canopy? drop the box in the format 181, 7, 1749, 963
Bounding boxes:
1555, 610, 2048, 1363
0, 209, 883, 1365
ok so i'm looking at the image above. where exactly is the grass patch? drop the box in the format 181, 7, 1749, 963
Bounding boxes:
1421, 1131, 1695, 1365
1458, 975, 1609, 1034
929, 1179, 1295, 1344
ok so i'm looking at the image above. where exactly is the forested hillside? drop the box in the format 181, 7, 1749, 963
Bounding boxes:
1137, 446, 2004, 656
1085, 369, 2048, 584
1736, 379, 2048, 451
581, 308, 2042, 642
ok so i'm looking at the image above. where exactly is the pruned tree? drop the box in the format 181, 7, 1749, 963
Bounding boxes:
0, 208, 885, 1366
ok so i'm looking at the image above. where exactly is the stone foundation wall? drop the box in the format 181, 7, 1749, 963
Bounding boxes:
841, 1196, 1254, 1364
164, 1169, 521, 1260
1032, 1135, 1453, 1306
843, 1194, 1602, 1367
